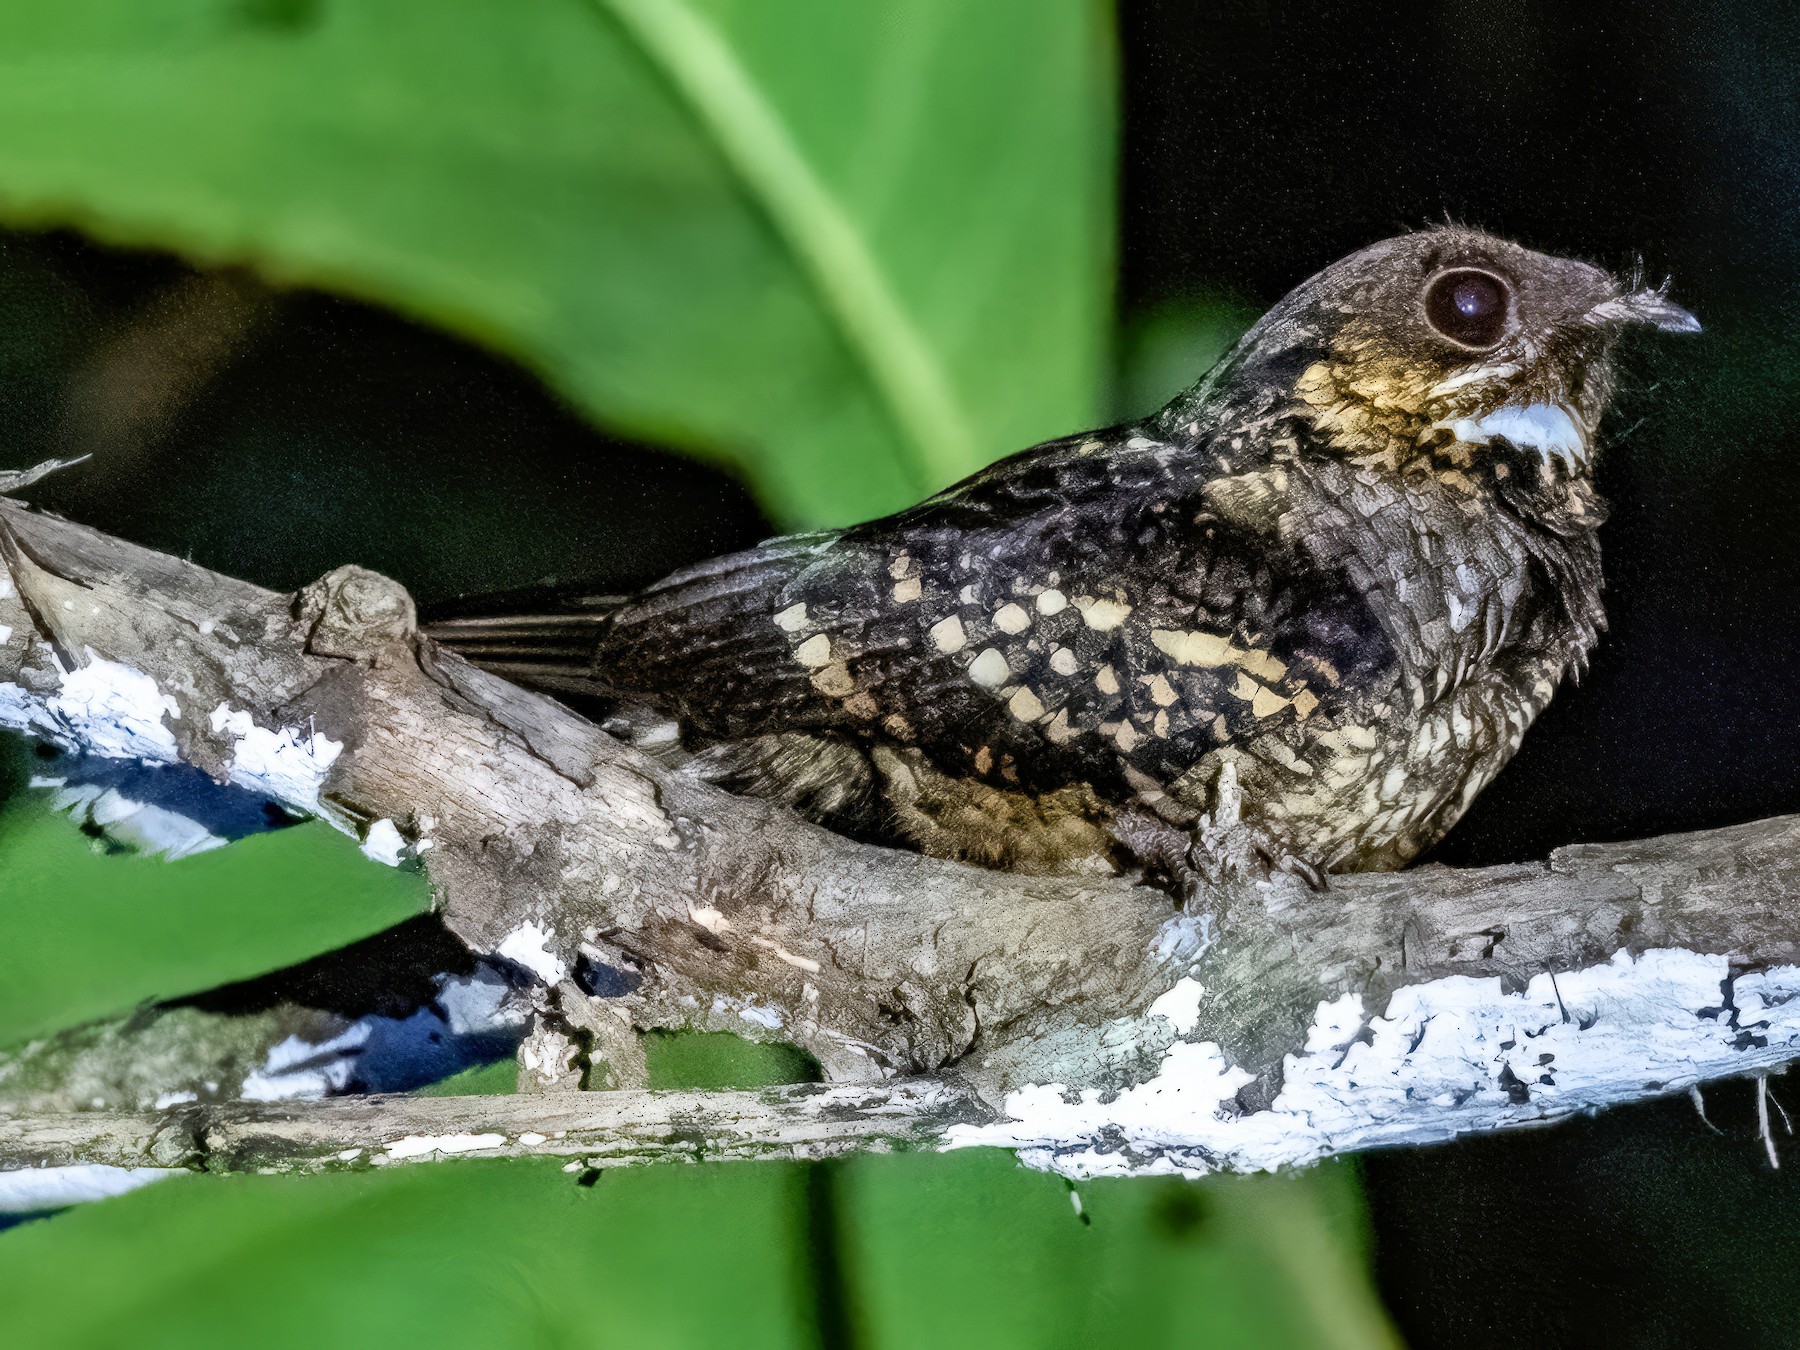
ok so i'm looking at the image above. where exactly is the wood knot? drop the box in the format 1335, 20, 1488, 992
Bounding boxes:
298, 565, 417, 661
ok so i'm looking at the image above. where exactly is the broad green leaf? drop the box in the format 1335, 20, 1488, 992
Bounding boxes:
0, 1161, 815, 1350
0, 0, 1114, 526
837, 1150, 1401, 1350
0, 793, 429, 1045
0, 1152, 1397, 1349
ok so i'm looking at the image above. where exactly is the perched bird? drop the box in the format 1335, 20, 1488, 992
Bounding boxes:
432, 228, 1698, 899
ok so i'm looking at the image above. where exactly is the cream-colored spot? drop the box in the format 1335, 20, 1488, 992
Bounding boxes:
892, 577, 922, 604
1035, 589, 1068, 616
773, 603, 810, 632
1153, 709, 1170, 738
1145, 674, 1178, 707
968, 647, 1010, 689
1230, 672, 1260, 701
1239, 649, 1289, 682
1112, 721, 1141, 752
1380, 765, 1408, 800
1077, 597, 1132, 630
960, 584, 979, 603
1270, 742, 1313, 775
1095, 665, 1120, 695
974, 746, 993, 775
843, 692, 879, 719
993, 602, 1031, 634
811, 663, 855, 697
1151, 628, 1239, 666
930, 614, 967, 653
1293, 687, 1319, 720
1048, 647, 1078, 676
1044, 707, 1075, 743
794, 634, 832, 667
889, 553, 913, 579
1008, 686, 1046, 722
1251, 686, 1290, 718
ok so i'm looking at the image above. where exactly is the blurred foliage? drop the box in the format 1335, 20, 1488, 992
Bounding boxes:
411, 1059, 521, 1098
0, 1151, 1396, 1350
642, 1028, 821, 1090
1113, 293, 1262, 422
0, 769, 428, 1046
0, 0, 1112, 527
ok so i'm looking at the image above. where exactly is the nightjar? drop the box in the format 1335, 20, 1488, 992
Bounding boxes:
432, 228, 1698, 898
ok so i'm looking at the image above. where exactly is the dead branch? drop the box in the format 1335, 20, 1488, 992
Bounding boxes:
3, 477, 1799, 1182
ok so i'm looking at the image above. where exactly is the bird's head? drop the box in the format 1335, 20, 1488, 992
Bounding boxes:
1184, 227, 1699, 480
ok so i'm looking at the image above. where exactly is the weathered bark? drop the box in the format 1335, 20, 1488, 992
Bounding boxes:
0, 1082, 980, 1174
3, 476, 1798, 1181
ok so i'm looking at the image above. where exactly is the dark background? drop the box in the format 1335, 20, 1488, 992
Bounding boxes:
2, 2, 1798, 1344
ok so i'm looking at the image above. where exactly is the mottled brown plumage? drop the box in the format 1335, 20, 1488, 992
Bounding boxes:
433, 228, 1697, 900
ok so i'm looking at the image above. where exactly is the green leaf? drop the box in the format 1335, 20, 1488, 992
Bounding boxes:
834, 1150, 1402, 1350
0, 1161, 816, 1350
0, 1152, 1398, 1348
643, 1029, 821, 1090
411, 1059, 519, 1098
0, 0, 1113, 526
0, 792, 429, 1045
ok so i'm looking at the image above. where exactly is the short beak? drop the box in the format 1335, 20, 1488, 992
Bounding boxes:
1581, 286, 1703, 334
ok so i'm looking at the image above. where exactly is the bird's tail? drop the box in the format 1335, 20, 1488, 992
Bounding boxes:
423, 590, 624, 698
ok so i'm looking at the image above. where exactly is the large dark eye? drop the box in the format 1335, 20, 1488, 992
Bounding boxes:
1424, 268, 1511, 348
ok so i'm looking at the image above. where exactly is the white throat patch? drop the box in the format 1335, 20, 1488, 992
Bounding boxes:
1444, 402, 1590, 470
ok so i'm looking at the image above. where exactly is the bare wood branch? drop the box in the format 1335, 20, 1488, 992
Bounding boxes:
0, 1083, 980, 1175
4, 478, 1800, 1181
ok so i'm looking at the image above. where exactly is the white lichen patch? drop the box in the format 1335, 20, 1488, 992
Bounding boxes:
0, 656, 182, 765
1149, 977, 1205, 1035
710, 993, 786, 1030
495, 921, 568, 985
384, 1133, 506, 1160
947, 947, 1800, 1179
750, 935, 822, 974
360, 819, 408, 866
209, 704, 343, 814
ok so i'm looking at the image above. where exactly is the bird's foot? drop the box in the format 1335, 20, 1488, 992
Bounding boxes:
1107, 806, 1218, 914
1191, 833, 1331, 895
1107, 803, 1330, 915
1188, 759, 1329, 895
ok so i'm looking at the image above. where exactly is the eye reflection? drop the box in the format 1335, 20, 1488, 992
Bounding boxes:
1425, 268, 1511, 348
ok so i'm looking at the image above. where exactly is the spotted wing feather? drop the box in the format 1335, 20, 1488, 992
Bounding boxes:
592, 432, 1394, 811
